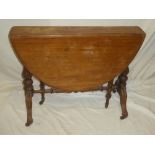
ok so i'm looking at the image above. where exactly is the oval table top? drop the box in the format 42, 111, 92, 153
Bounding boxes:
9, 26, 145, 92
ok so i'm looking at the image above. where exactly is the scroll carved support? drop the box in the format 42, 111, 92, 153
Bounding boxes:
22, 67, 34, 126
115, 67, 129, 119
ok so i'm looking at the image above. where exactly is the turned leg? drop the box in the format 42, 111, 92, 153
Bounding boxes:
22, 67, 34, 126
116, 67, 129, 119
39, 81, 45, 105
119, 86, 128, 119
105, 79, 114, 108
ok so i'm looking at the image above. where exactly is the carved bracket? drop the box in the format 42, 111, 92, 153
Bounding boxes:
104, 67, 129, 119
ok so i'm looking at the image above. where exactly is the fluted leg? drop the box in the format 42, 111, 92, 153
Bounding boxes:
39, 81, 45, 105
22, 67, 33, 126
115, 67, 129, 119
105, 79, 114, 108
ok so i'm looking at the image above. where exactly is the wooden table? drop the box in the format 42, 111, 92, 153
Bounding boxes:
9, 26, 145, 126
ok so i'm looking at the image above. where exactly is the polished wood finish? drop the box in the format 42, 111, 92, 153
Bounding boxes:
9, 26, 145, 126
9, 26, 145, 92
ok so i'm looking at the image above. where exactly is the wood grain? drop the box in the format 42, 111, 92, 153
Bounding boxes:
9, 26, 145, 92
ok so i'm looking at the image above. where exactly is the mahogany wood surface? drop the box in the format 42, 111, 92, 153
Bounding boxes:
9, 26, 145, 92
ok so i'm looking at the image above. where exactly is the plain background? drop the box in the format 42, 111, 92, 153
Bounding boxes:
0, 19, 155, 134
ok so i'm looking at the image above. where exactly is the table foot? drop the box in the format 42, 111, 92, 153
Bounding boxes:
120, 113, 128, 120
25, 119, 33, 126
